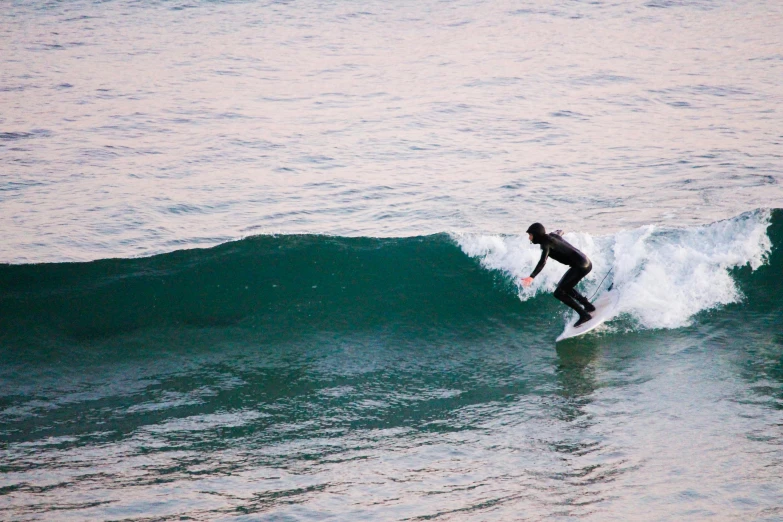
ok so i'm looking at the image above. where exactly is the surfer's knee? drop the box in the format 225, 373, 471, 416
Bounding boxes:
553, 287, 567, 300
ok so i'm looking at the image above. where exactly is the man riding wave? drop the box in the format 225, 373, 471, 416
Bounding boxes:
520, 223, 595, 327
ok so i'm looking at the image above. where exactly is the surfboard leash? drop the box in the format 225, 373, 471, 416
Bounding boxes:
589, 267, 613, 302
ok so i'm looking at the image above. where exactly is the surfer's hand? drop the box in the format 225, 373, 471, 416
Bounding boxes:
521, 277, 533, 287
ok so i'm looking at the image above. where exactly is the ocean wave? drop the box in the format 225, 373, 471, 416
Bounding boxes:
0, 209, 780, 354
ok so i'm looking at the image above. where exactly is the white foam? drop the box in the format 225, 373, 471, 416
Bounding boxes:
454, 209, 772, 330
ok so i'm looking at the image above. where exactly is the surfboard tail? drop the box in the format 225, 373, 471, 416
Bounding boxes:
556, 291, 619, 342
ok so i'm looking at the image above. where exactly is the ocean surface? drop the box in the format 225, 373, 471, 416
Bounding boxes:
2, 0, 783, 520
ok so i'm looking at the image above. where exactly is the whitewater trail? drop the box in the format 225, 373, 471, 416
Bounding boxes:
456, 208, 773, 330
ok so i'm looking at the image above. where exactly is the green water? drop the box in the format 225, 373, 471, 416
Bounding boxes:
1, 211, 781, 520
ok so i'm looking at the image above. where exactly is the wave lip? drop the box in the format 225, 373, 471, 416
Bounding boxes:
457, 208, 775, 330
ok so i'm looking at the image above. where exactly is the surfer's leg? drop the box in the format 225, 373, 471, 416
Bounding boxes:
565, 261, 595, 311
554, 265, 593, 326
568, 288, 595, 312
553, 288, 587, 315
553, 268, 589, 316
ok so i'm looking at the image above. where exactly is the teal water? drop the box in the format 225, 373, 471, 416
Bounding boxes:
1, 210, 781, 520
2, 0, 783, 519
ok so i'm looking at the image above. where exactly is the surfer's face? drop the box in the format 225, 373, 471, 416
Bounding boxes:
528, 233, 533, 242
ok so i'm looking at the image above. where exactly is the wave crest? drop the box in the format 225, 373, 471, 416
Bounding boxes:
457, 209, 773, 329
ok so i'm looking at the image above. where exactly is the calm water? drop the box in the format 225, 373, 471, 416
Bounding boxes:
1, 1, 783, 520
2, 0, 782, 262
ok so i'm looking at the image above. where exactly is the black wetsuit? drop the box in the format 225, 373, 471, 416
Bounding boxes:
528, 224, 593, 319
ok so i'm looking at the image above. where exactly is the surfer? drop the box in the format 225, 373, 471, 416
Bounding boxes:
520, 223, 595, 327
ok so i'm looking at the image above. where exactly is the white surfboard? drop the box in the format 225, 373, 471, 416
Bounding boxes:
556, 291, 619, 342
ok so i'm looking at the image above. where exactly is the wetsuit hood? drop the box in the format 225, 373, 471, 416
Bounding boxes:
526, 222, 547, 244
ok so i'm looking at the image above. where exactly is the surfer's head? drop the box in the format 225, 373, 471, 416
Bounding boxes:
526, 222, 547, 244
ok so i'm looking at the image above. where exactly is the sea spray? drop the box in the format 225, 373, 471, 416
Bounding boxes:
457, 209, 773, 330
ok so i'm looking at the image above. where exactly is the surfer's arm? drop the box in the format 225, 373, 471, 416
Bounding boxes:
521, 248, 549, 287
529, 246, 549, 279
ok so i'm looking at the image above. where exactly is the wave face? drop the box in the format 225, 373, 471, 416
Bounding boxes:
0, 209, 780, 359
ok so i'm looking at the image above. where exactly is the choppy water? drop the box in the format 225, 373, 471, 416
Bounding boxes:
2, 0, 783, 520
